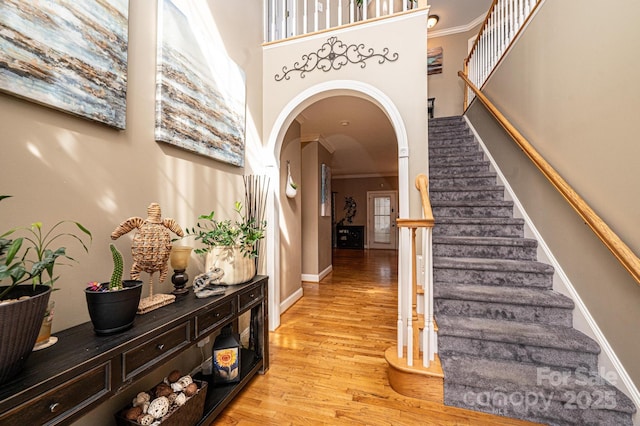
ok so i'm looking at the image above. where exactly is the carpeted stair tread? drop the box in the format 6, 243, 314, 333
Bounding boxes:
434, 235, 538, 260
433, 235, 536, 248
434, 256, 554, 275
435, 217, 524, 225
441, 355, 637, 416
437, 315, 600, 354
435, 283, 574, 309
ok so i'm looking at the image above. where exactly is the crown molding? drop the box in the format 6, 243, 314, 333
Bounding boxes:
428, 12, 486, 38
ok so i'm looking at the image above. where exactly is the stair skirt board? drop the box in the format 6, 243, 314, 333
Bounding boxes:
425, 116, 637, 425
384, 346, 444, 404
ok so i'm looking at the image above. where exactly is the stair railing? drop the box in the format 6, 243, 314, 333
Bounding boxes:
396, 173, 436, 367
463, 0, 542, 108
459, 72, 640, 285
264, 0, 423, 42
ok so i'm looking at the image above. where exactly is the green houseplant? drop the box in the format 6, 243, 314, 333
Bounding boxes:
186, 202, 266, 285
0, 195, 92, 385
84, 244, 143, 335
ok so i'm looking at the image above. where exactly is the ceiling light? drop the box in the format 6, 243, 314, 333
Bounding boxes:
427, 15, 439, 29
340, 120, 350, 126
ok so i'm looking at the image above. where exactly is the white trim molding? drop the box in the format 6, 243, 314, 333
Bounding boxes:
280, 287, 304, 314
265, 79, 411, 332
301, 264, 333, 283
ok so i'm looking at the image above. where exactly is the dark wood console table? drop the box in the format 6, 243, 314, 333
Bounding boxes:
0, 275, 269, 425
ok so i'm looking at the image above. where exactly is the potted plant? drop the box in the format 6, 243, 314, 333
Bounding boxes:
85, 244, 143, 335
0, 195, 92, 385
186, 202, 266, 285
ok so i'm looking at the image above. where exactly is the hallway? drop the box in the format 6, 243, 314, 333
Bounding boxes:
214, 249, 537, 425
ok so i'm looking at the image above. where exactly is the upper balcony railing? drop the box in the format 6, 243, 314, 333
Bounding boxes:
463, 0, 541, 107
264, 0, 424, 43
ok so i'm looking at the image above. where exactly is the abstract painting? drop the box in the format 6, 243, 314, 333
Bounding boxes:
155, 0, 246, 167
427, 46, 443, 75
0, 0, 129, 129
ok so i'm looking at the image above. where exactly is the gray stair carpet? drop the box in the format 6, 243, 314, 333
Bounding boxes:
429, 116, 636, 425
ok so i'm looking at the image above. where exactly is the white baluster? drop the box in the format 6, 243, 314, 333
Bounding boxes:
292, 0, 297, 36
326, 0, 330, 29
407, 320, 413, 366
314, 0, 319, 31
376, 0, 380, 18
350, 0, 354, 23
363, 0, 367, 20
338, 0, 343, 25
303, 0, 308, 34
281, 0, 286, 38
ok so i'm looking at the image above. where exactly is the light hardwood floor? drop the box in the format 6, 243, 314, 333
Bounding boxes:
214, 249, 539, 425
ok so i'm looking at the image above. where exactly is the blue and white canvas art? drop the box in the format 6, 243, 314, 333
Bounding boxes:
155, 0, 246, 167
0, 0, 129, 129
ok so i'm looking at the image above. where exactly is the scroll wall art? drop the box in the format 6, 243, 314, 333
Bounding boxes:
0, 0, 129, 129
155, 0, 246, 167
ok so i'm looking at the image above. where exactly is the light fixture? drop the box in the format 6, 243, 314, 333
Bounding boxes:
340, 120, 350, 126
427, 14, 439, 29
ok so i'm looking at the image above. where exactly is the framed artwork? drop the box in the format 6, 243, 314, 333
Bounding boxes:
427, 46, 443, 75
320, 163, 331, 217
0, 1, 129, 129
155, 0, 246, 167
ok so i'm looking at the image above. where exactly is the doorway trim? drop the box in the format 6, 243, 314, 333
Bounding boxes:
264, 79, 410, 331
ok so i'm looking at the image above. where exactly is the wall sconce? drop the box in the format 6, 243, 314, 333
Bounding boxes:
285, 160, 298, 198
427, 14, 439, 29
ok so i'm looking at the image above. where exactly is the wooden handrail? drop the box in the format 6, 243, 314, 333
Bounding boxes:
415, 173, 434, 223
458, 71, 640, 285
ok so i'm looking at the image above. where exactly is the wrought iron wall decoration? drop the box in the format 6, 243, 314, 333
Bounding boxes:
275, 36, 399, 81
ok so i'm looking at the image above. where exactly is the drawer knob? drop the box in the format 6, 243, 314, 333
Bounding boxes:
250, 294, 255, 298
50, 402, 61, 413
157, 343, 165, 351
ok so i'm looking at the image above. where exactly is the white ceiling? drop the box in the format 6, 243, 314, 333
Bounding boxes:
297, 0, 492, 178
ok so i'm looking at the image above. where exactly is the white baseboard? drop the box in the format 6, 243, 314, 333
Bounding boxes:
301, 264, 333, 282
465, 116, 640, 412
280, 287, 303, 314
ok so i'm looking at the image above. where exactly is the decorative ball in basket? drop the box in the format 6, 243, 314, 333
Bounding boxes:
115, 370, 207, 426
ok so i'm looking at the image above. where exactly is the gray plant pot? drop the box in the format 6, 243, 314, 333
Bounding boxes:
0, 285, 52, 385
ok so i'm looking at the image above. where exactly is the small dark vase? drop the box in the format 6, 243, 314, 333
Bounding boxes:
85, 280, 143, 335
0, 285, 52, 385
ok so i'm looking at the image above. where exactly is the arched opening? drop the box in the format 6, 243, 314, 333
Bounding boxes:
264, 80, 410, 331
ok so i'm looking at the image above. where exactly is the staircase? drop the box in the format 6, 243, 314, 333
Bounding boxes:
428, 116, 636, 425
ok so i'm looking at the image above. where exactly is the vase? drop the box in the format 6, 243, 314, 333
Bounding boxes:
85, 280, 143, 335
0, 285, 51, 385
205, 246, 256, 286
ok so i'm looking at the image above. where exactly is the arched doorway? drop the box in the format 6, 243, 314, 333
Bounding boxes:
264, 80, 410, 331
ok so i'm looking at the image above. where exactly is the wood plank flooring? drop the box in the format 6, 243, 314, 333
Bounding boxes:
214, 249, 539, 425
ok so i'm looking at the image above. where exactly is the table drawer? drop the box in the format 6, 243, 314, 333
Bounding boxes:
196, 299, 235, 338
0, 362, 110, 425
122, 321, 190, 381
239, 285, 263, 312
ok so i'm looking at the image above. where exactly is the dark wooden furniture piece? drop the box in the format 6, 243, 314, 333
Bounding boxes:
428, 97, 435, 119
336, 225, 365, 249
0, 276, 269, 425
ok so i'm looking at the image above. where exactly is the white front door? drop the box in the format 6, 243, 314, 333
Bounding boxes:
367, 191, 398, 250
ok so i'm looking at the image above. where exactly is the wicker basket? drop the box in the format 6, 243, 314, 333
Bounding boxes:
115, 380, 208, 426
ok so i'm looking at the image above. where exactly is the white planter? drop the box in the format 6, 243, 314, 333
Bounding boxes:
205, 246, 256, 285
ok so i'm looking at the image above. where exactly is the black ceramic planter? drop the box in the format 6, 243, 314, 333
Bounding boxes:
85, 280, 143, 335
0, 285, 52, 385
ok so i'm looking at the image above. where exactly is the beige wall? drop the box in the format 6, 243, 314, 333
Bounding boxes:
332, 176, 399, 229
0, 3, 263, 424
427, 25, 481, 118
279, 121, 302, 302
264, 11, 429, 221
300, 141, 333, 276
467, 0, 640, 389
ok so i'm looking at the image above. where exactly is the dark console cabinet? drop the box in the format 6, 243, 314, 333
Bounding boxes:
0, 276, 269, 425
336, 225, 365, 249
